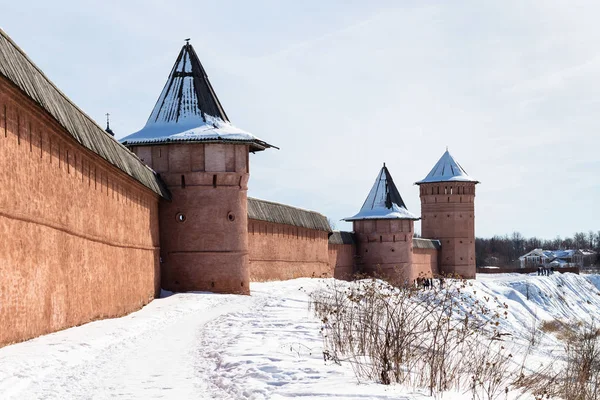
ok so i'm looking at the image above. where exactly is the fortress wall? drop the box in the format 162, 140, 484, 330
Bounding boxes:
0, 78, 160, 347
328, 243, 355, 280
412, 247, 439, 280
248, 219, 331, 281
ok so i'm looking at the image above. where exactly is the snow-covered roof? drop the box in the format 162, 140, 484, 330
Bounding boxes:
344, 165, 419, 221
519, 249, 548, 260
520, 249, 593, 261
552, 250, 576, 259
120, 41, 275, 152
416, 150, 478, 185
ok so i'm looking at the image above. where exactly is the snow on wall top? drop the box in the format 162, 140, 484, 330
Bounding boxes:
120, 41, 274, 152
416, 150, 478, 184
344, 165, 419, 221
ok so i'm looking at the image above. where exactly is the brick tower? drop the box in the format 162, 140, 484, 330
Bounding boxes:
121, 41, 274, 294
416, 150, 478, 278
344, 164, 420, 284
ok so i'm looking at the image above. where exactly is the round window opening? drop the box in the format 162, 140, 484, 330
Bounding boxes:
227, 212, 236, 222
176, 213, 186, 223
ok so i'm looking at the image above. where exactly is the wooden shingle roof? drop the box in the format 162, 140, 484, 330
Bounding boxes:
0, 28, 170, 199
248, 198, 331, 232
328, 231, 355, 245
413, 238, 441, 250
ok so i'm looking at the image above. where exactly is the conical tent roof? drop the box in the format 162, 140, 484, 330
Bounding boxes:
121, 41, 274, 152
415, 150, 478, 184
344, 165, 419, 221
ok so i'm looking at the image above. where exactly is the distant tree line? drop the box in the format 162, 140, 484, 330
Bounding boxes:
475, 231, 600, 267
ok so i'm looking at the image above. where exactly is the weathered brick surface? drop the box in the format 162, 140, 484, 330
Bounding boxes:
0, 77, 160, 347
419, 183, 476, 278
248, 220, 331, 281
132, 143, 251, 294
328, 243, 355, 280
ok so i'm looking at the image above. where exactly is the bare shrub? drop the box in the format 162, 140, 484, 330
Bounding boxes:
514, 321, 600, 400
310, 276, 518, 398
540, 319, 564, 334
561, 323, 600, 400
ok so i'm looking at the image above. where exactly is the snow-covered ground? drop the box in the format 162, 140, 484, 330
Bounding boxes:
2, 273, 600, 399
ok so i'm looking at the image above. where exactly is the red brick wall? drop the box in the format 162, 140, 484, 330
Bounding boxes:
353, 219, 415, 284
248, 219, 331, 281
0, 77, 160, 347
419, 183, 476, 278
328, 243, 355, 280
131, 143, 251, 295
412, 247, 440, 279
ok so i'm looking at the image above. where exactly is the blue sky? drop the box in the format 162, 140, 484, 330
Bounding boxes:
2, 1, 598, 238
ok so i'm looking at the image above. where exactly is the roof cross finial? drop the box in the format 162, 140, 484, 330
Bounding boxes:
185, 38, 191, 45
105, 113, 115, 137
383, 162, 386, 167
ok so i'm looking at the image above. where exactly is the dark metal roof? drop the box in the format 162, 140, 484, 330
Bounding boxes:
0, 28, 169, 199
149, 41, 229, 124
416, 150, 478, 185
248, 197, 331, 232
382, 165, 407, 209
328, 231, 356, 245
120, 41, 276, 153
413, 238, 442, 250
344, 164, 419, 221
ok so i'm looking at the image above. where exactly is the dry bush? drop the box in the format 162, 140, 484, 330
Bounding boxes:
540, 319, 564, 334
310, 276, 519, 399
561, 323, 600, 400
514, 321, 600, 400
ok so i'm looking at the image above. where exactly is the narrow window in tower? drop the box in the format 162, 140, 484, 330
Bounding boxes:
447, 197, 450, 203
181, 175, 186, 188
450, 187, 453, 194
431, 187, 434, 195
159, 148, 162, 158
460, 197, 462, 203
435, 197, 437, 203
213, 174, 217, 188
393, 235, 396, 242
437, 186, 440, 195
380, 236, 382, 243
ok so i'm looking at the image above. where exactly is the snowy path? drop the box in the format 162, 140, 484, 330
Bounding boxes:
5, 273, 596, 399
0, 279, 414, 400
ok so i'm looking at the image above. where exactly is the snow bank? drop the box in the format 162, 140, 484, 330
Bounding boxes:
1, 274, 599, 399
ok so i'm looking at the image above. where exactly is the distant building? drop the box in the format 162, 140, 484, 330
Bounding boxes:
519, 249, 597, 268
518, 249, 551, 268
